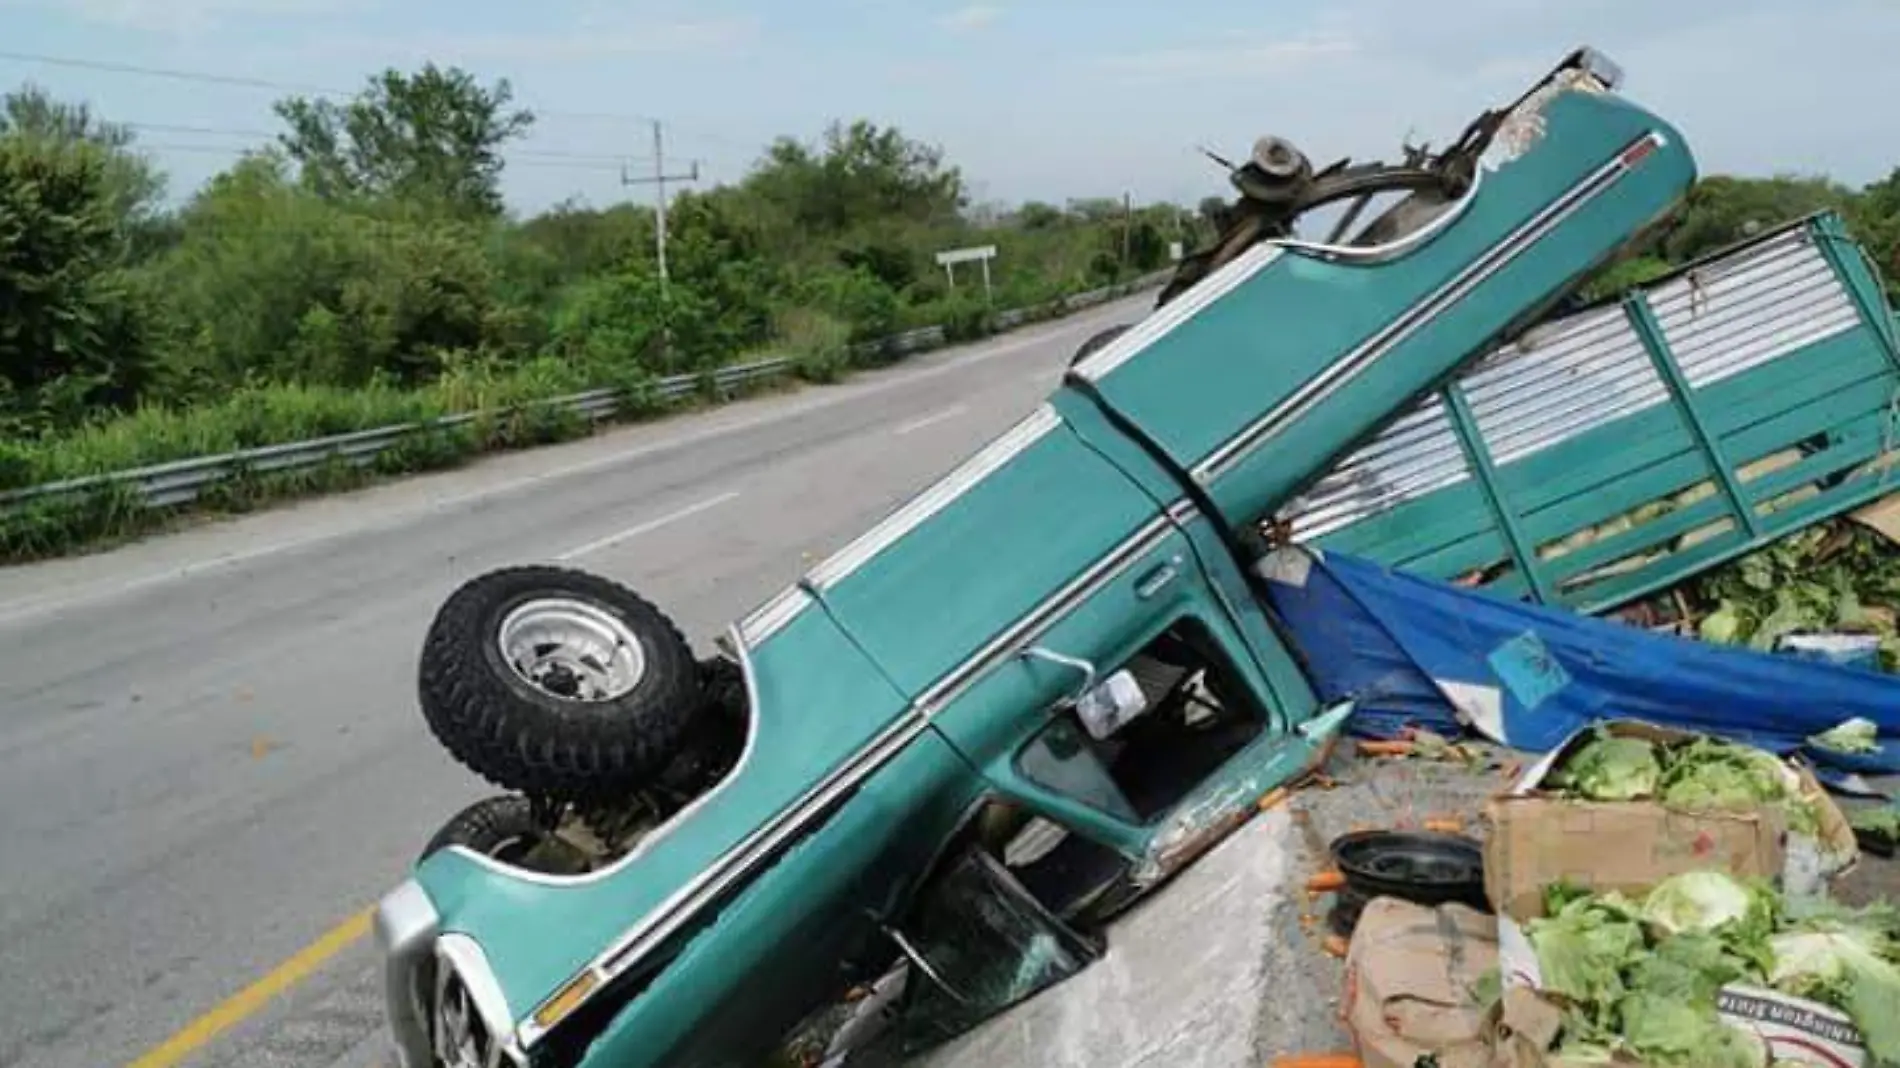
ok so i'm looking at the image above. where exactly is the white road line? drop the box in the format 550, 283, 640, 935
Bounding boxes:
553, 491, 741, 561
893, 405, 968, 436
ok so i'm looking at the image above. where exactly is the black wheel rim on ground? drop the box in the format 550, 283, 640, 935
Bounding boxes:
1325, 829, 1489, 937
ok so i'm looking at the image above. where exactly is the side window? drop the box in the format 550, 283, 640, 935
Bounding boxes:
1015, 616, 1266, 824
839, 799, 1124, 1061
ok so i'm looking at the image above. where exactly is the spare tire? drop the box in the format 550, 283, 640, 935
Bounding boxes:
418, 565, 701, 802
421, 794, 546, 865
421, 794, 595, 875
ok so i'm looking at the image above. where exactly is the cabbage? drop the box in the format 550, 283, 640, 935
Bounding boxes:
1552, 731, 1662, 801
1616, 993, 1768, 1067
1812, 716, 1880, 754
1656, 738, 1791, 809
1527, 891, 1647, 1030
1525, 876, 1900, 1064
1769, 925, 1900, 1063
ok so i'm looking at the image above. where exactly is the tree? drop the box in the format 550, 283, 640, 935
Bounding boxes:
1, 84, 166, 256
274, 64, 533, 217
1014, 201, 1064, 231
744, 120, 965, 237
0, 133, 153, 425
1659, 174, 1854, 263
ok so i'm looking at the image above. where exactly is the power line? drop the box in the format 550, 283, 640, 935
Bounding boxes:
0, 50, 340, 95
0, 48, 676, 128
137, 142, 643, 173
118, 121, 656, 166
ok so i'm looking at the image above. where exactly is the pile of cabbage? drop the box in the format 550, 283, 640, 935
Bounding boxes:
1546, 729, 1822, 837
1524, 872, 1900, 1066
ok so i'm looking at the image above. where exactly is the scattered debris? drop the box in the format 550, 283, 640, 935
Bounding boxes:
1306, 871, 1346, 895
1813, 716, 1882, 755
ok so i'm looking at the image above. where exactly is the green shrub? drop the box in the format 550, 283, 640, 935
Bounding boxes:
776, 307, 853, 383
790, 266, 901, 341
0, 133, 157, 427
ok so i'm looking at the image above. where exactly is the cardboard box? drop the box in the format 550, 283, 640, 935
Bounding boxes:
1483, 719, 1857, 914
1343, 892, 1868, 1067
1477, 720, 1867, 1064
1342, 897, 1499, 1068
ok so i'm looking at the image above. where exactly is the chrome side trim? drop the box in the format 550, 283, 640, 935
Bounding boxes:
1070, 243, 1283, 383
805, 404, 1063, 589
524, 504, 1189, 1045
528, 713, 935, 1039
915, 511, 1178, 716
737, 584, 813, 646
1190, 131, 1666, 485
1070, 165, 1495, 387
1268, 163, 1487, 265
375, 879, 441, 1068
446, 627, 764, 891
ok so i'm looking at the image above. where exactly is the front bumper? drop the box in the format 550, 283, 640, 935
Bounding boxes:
374, 879, 441, 1068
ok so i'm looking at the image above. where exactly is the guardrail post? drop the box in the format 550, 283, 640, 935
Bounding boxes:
1622, 292, 1763, 540
1442, 383, 1558, 604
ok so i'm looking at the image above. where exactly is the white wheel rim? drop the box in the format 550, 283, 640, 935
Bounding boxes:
496, 598, 647, 702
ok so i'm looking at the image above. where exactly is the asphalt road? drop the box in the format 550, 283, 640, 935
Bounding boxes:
0, 293, 1154, 1068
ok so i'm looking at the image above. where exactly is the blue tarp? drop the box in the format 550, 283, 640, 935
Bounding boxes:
1259, 548, 1900, 773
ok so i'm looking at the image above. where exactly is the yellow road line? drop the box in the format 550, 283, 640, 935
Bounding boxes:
126, 906, 375, 1068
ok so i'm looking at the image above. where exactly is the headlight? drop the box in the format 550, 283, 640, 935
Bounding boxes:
433, 935, 524, 1068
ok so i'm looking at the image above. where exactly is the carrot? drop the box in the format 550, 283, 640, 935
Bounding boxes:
1356, 740, 1414, 758
1322, 933, 1349, 958
1257, 786, 1291, 811
1272, 1056, 1362, 1068
1306, 870, 1346, 893
1423, 817, 1464, 834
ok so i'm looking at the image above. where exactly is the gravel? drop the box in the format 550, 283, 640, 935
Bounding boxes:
1251, 742, 1520, 1061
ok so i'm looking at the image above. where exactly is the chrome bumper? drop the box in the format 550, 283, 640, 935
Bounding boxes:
374, 879, 440, 1068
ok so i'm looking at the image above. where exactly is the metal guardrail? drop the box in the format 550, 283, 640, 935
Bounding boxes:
3, 271, 1172, 516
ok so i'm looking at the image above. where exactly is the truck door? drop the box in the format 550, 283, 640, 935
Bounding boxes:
911, 498, 1343, 884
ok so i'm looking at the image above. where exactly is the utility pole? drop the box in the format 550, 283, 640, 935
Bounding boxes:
1122, 191, 1133, 266
620, 120, 700, 299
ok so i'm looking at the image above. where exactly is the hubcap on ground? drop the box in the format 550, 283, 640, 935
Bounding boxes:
497, 598, 646, 702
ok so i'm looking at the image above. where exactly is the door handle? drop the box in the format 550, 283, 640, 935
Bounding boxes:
1135, 555, 1183, 599
1020, 646, 1097, 707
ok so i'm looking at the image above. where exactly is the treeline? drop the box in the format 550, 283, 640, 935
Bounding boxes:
7, 60, 1900, 560
0, 64, 1196, 493
1579, 171, 1900, 300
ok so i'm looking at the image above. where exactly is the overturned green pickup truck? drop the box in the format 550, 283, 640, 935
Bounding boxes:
374, 48, 1885, 1068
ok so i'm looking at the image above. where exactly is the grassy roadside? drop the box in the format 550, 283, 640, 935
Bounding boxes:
0, 283, 1154, 565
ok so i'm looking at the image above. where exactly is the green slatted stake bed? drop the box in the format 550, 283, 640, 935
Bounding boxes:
367, 48, 1898, 1068
1276, 209, 1900, 614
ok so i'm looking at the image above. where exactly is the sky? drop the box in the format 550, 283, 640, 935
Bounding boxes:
4, 0, 1900, 217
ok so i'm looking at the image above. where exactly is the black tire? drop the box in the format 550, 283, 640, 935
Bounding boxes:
420, 794, 545, 865
1070, 324, 1133, 367
652, 657, 750, 800
417, 565, 701, 802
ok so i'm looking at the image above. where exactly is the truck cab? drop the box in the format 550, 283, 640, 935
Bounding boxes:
376, 47, 1697, 1068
